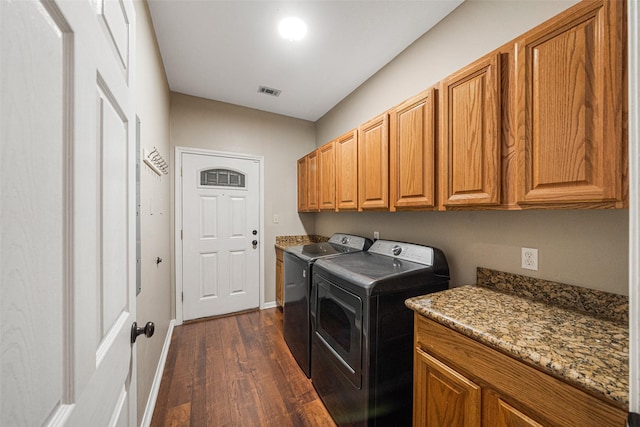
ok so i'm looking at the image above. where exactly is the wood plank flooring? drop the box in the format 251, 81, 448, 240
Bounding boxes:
151, 308, 336, 427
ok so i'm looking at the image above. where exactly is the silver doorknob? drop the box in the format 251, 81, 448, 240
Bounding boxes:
131, 321, 155, 344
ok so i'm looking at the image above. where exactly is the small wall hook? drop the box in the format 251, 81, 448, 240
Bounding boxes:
156, 257, 163, 265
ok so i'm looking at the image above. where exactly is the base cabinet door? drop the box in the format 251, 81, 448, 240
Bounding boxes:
275, 248, 284, 308
414, 347, 481, 427
483, 389, 543, 427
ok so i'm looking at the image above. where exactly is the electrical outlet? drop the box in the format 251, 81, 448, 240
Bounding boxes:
521, 248, 538, 271
273, 214, 279, 224
373, 231, 379, 240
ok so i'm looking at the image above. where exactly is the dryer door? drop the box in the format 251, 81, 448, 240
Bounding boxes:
314, 274, 363, 388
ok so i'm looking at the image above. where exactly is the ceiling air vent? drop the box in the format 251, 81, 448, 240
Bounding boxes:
258, 86, 282, 97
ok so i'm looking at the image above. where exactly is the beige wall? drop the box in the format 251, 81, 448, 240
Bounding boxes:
314, 0, 629, 295
134, 1, 172, 423
170, 92, 317, 306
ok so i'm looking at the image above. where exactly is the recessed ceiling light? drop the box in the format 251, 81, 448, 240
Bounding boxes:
278, 17, 307, 41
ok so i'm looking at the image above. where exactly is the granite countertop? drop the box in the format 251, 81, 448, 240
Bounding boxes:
405, 268, 629, 408
274, 235, 328, 250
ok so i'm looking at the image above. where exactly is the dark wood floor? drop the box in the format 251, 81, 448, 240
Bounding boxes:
151, 308, 336, 427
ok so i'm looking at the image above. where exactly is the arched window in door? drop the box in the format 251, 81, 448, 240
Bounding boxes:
200, 168, 245, 188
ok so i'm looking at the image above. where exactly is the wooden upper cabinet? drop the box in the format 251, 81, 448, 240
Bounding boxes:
358, 113, 389, 211
390, 88, 437, 211
515, 0, 626, 207
318, 141, 336, 210
440, 53, 501, 208
306, 150, 319, 211
297, 151, 319, 212
297, 155, 308, 212
414, 347, 481, 427
336, 129, 359, 211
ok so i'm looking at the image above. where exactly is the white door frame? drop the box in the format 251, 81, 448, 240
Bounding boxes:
174, 146, 264, 325
628, 0, 639, 414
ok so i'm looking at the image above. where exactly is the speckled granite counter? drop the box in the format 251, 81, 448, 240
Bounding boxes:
275, 235, 328, 250
405, 268, 629, 408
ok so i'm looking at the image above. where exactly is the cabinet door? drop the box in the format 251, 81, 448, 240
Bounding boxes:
484, 389, 544, 427
336, 130, 359, 210
414, 348, 481, 427
318, 141, 336, 210
275, 248, 284, 308
358, 113, 389, 210
515, 0, 626, 206
390, 88, 436, 210
307, 150, 319, 211
441, 54, 501, 207
297, 156, 307, 212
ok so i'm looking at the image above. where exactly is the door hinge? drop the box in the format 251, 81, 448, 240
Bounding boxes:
181, 292, 184, 302
181, 229, 183, 240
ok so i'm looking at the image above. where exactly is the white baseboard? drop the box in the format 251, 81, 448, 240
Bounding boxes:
141, 319, 176, 427
261, 300, 277, 309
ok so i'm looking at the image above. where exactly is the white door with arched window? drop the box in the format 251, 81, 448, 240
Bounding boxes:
180, 151, 261, 321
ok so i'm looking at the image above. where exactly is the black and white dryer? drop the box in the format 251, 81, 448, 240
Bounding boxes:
310, 239, 450, 427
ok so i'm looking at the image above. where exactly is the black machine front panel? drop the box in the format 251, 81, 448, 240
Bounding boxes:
311, 249, 449, 427
283, 251, 311, 376
315, 274, 363, 389
282, 234, 372, 378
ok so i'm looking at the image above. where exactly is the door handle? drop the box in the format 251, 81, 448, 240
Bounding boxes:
131, 321, 155, 344
252, 240, 258, 248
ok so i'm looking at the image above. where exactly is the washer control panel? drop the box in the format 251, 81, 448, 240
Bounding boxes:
328, 233, 371, 251
368, 240, 434, 265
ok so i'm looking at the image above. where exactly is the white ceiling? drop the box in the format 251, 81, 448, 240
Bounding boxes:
147, 0, 464, 122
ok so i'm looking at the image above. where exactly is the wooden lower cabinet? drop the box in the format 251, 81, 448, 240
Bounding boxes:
483, 389, 543, 427
413, 315, 627, 427
414, 347, 480, 427
275, 247, 284, 308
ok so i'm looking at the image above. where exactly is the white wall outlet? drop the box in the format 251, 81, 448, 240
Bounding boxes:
521, 247, 538, 271
373, 231, 379, 240
273, 214, 279, 224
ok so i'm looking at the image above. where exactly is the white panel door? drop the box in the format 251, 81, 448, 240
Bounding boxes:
182, 153, 260, 320
1, 0, 137, 426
